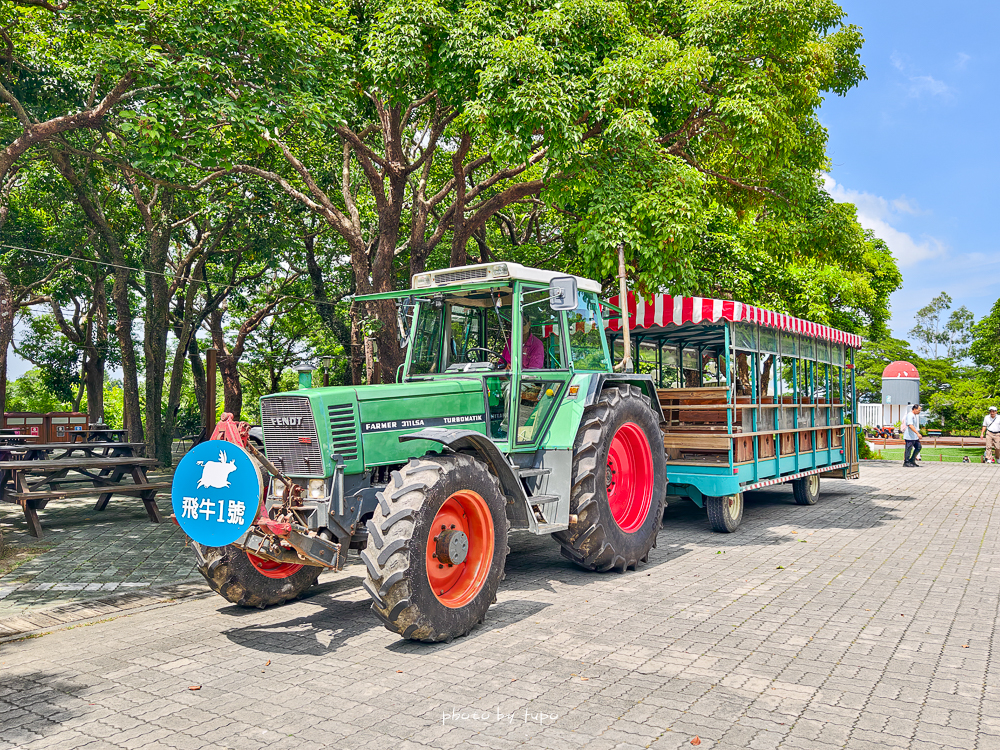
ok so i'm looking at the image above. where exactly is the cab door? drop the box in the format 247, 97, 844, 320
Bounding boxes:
511, 283, 572, 451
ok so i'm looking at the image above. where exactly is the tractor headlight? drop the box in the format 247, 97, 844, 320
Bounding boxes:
413, 273, 431, 288
489, 263, 509, 279
308, 479, 326, 499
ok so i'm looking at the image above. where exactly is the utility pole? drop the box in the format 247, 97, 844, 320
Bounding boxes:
617, 243, 633, 373
206, 347, 217, 435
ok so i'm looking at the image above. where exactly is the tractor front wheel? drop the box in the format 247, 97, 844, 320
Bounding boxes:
361, 454, 509, 642
555, 385, 666, 572
192, 543, 322, 609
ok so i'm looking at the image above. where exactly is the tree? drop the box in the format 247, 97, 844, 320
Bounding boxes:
13, 313, 82, 407
928, 380, 993, 433
945, 305, 975, 361
0, 1, 141, 184
5, 368, 72, 413
158, 0, 873, 377
970, 297, 1000, 391
909, 292, 953, 359
0, 247, 75, 412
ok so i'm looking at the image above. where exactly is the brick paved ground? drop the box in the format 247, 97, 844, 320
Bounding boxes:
0, 470, 197, 617
1, 461, 998, 750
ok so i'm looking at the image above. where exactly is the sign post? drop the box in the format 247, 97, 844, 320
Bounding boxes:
171, 440, 261, 547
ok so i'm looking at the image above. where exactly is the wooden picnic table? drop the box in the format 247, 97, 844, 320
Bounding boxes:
8, 441, 146, 461
0, 434, 38, 443
70, 429, 129, 443
0, 451, 168, 538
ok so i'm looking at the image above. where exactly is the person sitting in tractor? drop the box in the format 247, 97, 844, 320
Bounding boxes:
499, 310, 544, 370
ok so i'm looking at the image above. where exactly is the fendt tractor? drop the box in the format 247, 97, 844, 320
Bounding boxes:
172, 261, 860, 642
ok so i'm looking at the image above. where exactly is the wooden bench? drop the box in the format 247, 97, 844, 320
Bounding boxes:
658, 388, 734, 462
0, 456, 164, 537
662, 434, 731, 451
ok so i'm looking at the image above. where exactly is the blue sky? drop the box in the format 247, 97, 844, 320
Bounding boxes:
821, 0, 1000, 343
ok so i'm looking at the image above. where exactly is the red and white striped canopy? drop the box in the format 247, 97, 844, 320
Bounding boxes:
606, 293, 863, 349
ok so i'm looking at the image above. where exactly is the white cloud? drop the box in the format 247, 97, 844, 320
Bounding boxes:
954, 52, 971, 71
889, 51, 953, 99
890, 197, 920, 215
907, 75, 950, 98
822, 175, 946, 267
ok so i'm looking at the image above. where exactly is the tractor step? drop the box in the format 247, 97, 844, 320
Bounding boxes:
533, 522, 569, 534
529, 493, 559, 504
514, 467, 551, 478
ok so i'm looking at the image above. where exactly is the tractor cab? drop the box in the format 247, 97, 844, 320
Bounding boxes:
364, 263, 611, 451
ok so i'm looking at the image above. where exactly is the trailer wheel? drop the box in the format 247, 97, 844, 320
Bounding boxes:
554, 385, 666, 572
792, 474, 820, 505
361, 454, 509, 642
191, 543, 321, 609
706, 493, 743, 533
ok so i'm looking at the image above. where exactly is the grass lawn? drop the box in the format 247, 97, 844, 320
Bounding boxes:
875, 445, 995, 463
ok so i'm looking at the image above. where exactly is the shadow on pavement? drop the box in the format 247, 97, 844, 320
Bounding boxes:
217, 478, 904, 654
221, 595, 375, 656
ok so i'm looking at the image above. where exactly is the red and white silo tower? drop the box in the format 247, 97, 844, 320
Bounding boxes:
881, 360, 921, 427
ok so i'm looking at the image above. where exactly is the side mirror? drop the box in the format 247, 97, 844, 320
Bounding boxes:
548, 276, 578, 311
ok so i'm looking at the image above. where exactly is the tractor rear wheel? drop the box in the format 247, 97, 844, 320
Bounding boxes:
361, 454, 509, 642
793, 474, 821, 505
554, 385, 666, 572
192, 542, 321, 608
706, 493, 743, 533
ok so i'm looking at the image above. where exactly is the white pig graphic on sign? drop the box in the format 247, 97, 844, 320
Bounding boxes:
196, 450, 238, 489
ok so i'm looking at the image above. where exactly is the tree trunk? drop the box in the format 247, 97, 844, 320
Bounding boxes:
0, 269, 12, 415
85, 278, 108, 421
208, 311, 244, 421
110, 266, 143, 443
370, 298, 403, 384
349, 301, 363, 386
217, 353, 243, 420
304, 235, 353, 381
73, 355, 86, 411
142, 191, 175, 465
187, 335, 209, 443
449, 133, 472, 268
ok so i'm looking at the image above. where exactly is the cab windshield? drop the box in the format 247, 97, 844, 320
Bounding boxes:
407, 291, 513, 376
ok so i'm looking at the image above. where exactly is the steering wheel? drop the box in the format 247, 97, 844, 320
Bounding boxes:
465, 347, 501, 362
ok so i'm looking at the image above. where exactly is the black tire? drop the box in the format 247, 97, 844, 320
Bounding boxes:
706, 493, 743, 533
361, 454, 509, 642
793, 474, 820, 505
554, 385, 666, 572
191, 542, 322, 609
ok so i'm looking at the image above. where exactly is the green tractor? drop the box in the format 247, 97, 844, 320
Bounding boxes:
185, 262, 666, 642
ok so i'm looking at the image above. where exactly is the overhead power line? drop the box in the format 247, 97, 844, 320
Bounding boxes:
0, 243, 350, 309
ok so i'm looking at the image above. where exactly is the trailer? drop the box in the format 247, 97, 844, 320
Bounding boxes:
606, 292, 861, 531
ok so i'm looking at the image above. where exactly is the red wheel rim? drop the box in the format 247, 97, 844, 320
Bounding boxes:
606, 422, 654, 533
246, 552, 304, 580
425, 490, 495, 609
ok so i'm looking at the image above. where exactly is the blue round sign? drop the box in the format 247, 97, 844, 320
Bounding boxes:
171, 440, 262, 547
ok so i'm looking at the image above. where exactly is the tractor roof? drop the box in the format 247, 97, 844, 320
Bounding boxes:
410, 262, 602, 294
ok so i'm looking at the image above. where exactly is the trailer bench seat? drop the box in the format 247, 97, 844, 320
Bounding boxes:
662, 435, 731, 451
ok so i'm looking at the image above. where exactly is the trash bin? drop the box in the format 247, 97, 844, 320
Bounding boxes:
45, 412, 89, 442
3, 412, 46, 438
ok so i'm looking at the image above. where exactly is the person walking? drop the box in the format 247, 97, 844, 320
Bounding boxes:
981, 406, 1000, 461
903, 404, 922, 467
